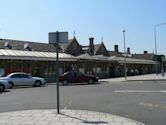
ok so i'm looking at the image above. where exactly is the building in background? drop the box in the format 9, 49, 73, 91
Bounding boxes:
0, 31, 157, 82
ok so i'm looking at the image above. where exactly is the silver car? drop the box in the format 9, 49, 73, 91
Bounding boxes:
0, 72, 46, 88
0, 80, 11, 93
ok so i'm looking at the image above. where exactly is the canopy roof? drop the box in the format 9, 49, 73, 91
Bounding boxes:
77, 53, 156, 64
0, 49, 77, 61
111, 56, 156, 64
0, 49, 156, 64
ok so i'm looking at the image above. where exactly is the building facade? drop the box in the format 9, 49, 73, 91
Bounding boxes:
0, 32, 157, 82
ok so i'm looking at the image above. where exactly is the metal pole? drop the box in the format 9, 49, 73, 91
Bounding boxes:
123, 30, 127, 80
154, 26, 158, 75
154, 22, 166, 75
56, 42, 60, 114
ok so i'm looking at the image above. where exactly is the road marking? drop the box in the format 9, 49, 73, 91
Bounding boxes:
114, 90, 166, 93
139, 102, 155, 107
139, 102, 166, 109
63, 101, 72, 110
160, 90, 166, 93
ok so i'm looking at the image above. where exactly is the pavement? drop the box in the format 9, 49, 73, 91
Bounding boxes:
0, 109, 145, 125
100, 73, 166, 82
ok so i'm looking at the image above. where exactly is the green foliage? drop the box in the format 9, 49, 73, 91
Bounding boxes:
156, 54, 165, 62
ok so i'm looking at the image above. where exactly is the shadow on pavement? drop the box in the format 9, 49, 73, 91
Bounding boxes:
61, 113, 108, 124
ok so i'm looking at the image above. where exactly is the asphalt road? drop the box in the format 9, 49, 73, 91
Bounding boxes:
0, 80, 166, 125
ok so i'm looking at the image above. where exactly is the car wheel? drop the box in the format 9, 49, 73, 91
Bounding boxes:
34, 81, 41, 87
62, 80, 68, 85
0, 85, 4, 93
88, 79, 93, 84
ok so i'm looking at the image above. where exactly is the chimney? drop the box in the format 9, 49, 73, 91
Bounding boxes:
127, 47, 130, 54
114, 45, 119, 52
144, 51, 148, 54
89, 37, 94, 55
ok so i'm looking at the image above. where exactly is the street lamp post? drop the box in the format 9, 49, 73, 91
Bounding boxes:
154, 22, 166, 75
123, 30, 127, 80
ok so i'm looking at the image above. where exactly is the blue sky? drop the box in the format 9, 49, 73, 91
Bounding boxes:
1, 0, 166, 55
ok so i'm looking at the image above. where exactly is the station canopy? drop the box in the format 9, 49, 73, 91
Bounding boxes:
0, 49, 156, 64
77, 53, 156, 64
0, 49, 77, 61
110, 56, 156, 64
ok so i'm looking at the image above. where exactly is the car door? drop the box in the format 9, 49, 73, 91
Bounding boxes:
10, 74, 22, 86
65, 72, 75, 83
75, 71, 88, 83
21, 74, 33, 86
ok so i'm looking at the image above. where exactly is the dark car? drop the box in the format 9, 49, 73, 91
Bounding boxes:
59, 71, 98, 85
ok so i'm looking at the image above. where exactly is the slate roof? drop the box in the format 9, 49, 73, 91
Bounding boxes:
59, 39, 73, 52
0, 39, 57, 52
0, 38, 155, 62
81, 45, 89, 53
108, 51, 154, 60
132, 53, 155, 60
94, 44, 102, 54
81, 44, 102, 55
108, 51, 123, 57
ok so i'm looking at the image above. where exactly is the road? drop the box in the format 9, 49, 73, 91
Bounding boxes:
0, 80, 166, 125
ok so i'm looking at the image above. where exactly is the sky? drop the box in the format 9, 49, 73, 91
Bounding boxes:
0, 0, 166, 55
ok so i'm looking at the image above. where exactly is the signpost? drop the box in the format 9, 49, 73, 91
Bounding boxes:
55, 31, 60, 114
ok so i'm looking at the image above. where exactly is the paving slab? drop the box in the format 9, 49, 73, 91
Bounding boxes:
0, 109, 145, 125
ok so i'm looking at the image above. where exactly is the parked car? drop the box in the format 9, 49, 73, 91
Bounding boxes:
59, 70, 98, 85
0, 80, 11, 93
0, 72, 46, 88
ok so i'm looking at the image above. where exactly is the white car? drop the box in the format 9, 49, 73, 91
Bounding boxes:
0, 80, 11, 93
0, 72, 46, 88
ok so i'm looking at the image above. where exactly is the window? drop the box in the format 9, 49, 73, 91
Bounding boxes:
75, 71, 82, 77
21, 74, 30, 78
11, 74, 21, 78
65, 72, 74, 78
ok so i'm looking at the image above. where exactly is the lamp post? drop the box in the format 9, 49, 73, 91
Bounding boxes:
154, 22, 166, 75
123, 30, 127, 80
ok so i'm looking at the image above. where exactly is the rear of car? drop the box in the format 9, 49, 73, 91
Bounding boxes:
87, 75, 98, 82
